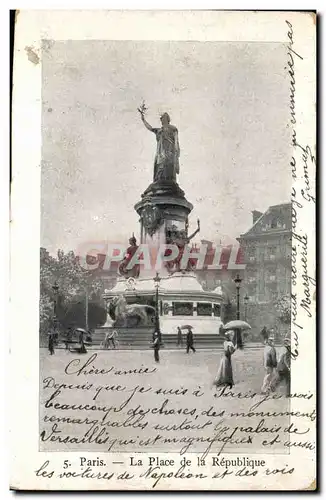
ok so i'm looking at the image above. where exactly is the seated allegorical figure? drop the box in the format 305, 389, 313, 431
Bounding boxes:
118, 234, 140, 278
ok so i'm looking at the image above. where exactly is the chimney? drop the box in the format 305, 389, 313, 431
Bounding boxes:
252, 210, 263, 224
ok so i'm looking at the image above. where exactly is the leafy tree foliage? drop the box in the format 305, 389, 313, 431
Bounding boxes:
274, 294, 291, 324
40, 248, 106, 338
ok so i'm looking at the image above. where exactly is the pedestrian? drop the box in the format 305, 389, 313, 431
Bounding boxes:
269, 327, 276, 341
213, 331, 236, 389
48, 330, 55, 355
103, 331, 110, 349
153, 331, 160, 363
271, 336, 291, 396
260, 326, 269, 343
177, 326, 183, 347
261, 336, 277, 394
110, 330, 118, 349
79, 330, 87, 354
104, 330, 117, 349
186, 327, 196, 353
65, 326, 73, 350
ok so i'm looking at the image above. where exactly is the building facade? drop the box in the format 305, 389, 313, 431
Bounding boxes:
237, 203, 292, 338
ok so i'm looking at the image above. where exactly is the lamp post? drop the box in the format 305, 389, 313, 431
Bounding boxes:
153, 272, 162, 346
244, 294, 249, 322
233, 274, 243, 349
85, 285, 89, 332
52, 281, 59, 339
234, 274, 242, 320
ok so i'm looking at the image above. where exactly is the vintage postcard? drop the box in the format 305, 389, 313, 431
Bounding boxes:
10, 10, 316, 491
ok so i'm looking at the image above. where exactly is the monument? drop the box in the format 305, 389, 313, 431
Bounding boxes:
103, 103, 223, 339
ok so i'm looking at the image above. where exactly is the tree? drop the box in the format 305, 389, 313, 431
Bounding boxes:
60, 300, 107, 330
274, 295, 291, 324
40, 248, 106, 339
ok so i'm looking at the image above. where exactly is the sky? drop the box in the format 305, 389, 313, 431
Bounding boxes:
41, 40, 291, 255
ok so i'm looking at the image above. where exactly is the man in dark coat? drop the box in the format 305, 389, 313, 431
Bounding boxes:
79, 330, 87, 354
177, 327, 183, 347
186, 327, 196, 354
48, 330, 55, 355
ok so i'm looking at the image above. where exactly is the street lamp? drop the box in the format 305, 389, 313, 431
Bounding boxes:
244, 294, 249, 322
153, 272, 162, 346
234, 274, 242, 320
233, 274, 243, 349
85, 285, 89, 332
52, 281, 59, 338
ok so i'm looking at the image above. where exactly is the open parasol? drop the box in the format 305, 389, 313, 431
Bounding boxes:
180, 325, 193, 330
223, 320, 251, 332
75, 327, 88, 333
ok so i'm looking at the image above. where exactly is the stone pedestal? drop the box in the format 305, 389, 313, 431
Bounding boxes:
103, 272, 223, 335
134, 180, 193, 245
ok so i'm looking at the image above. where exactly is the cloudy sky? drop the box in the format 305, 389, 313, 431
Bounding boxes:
41, 40, 291, 255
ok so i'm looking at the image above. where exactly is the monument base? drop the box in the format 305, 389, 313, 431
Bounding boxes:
103, 272, 223, 336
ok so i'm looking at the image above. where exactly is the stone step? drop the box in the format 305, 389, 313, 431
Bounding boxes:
88, 329, 224, 349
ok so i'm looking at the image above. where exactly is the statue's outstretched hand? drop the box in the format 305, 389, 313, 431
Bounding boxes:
137, 101, 148, 118
137, 108, 145, 120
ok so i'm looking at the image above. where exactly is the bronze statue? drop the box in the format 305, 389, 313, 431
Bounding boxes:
138, 101, 180, 183
118, 234, 140, 278
165, 219, 201, 273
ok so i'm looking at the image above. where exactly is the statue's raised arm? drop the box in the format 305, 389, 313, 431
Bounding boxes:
138, 101, 155, 133
187, 219, 200, 242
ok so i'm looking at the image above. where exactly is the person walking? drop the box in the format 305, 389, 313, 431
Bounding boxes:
111, 330, 118, 349
186, 327, 196, 354
65, 326, 73, 351
79, 330, 87, 354
153, 331, 160, 363
48, 330, 55, 355
177, 326, 183, 347
261, 336, 277, 394
271, 336, 291, 396
213, 331, 236, 389
106, 330, 117, 349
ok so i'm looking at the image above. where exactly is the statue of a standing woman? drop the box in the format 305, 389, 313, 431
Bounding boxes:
138, 102, 180, 183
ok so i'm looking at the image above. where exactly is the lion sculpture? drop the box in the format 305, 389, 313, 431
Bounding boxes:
108, 295, 155, 327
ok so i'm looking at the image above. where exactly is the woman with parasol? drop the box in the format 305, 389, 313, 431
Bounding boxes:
223, 320, 251, 350
213, 330, 236, 389
76, 327, 88, 354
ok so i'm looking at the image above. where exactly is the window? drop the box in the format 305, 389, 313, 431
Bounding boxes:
247, 273, 257, 283
213, 304, 221, 317
197, 303, 212, 316
271, 218, 277, 229
266, 246, 277, 260
173, 302, 194, 316
247, 284, 257, 298
163, 303, 170, 315
246, 247, 256, 262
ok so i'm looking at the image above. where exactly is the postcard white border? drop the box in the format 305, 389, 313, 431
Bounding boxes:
10, 9, 316, 491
